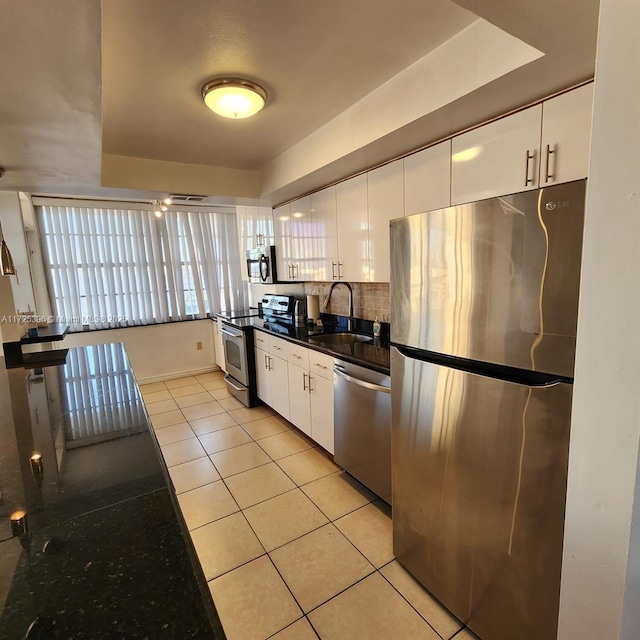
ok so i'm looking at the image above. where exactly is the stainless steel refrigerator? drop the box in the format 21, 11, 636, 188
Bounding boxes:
390, 180, 586, 640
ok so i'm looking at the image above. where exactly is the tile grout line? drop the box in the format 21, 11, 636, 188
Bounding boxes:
152, 375, 446, 640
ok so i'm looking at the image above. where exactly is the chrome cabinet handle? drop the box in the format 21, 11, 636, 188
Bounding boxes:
331, 261, 337, 279
302, 372, 308, 391
308, 374, 314, 392
338, 262, 344, 279
544, 144, 556, 183
268, 356, 273, 371
524, 149, 535, 186
314, 363, 328, 370
293, 264, 299, 279
293, 354, 301, 359
272, 345, 281, 351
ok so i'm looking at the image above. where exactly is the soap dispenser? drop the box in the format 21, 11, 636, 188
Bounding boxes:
372, 317, 381, 338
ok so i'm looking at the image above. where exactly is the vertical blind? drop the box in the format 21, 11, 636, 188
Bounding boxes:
38, 204, 248, 331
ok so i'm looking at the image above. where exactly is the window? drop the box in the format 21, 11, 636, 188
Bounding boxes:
38, 203, 248, 331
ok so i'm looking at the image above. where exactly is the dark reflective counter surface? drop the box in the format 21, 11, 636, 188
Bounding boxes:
238, 316, 390, 374
0, 343, 224, 639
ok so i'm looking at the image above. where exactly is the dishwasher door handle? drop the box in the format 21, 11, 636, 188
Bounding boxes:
333, 367, 391, 394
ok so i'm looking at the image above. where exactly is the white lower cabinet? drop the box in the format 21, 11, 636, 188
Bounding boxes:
288, 364, 312, 437
255, 346, 269, 403
254, 331, 335, 453
213, 319, 226, 372
287, 359, 335, 453
309, 373, 334, 454
269, 354, 290, 420
254, 345, 290, 421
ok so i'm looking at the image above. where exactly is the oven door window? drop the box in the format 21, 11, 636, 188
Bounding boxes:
224, 339, 243, 373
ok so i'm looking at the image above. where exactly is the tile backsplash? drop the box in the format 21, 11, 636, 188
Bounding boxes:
247, 282, 390, 323
302, 282, 390, 323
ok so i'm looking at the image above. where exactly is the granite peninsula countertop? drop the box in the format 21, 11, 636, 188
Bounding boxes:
0, 343, 225, 639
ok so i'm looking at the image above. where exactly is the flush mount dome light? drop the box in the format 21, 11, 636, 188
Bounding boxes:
201, 78, 267, 119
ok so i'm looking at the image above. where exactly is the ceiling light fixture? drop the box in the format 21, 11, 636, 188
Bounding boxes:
201, 78, 267, 119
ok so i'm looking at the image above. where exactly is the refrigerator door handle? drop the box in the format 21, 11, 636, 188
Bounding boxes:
393, 344, 571, 388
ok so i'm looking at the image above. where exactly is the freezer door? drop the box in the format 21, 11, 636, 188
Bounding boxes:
391, 347, 572, 640
390, 180, 585, 378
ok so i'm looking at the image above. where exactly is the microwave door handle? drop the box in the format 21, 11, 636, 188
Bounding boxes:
259, 254, 270, 282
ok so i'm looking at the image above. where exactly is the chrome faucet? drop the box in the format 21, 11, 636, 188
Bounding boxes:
322, 281, 354, 331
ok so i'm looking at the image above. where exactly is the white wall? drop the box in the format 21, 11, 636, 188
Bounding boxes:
558, 1, 640, 638
63, 320, 219, 383
0, 191, 37, 342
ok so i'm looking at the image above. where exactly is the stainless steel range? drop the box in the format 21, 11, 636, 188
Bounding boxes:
218, 308, 261, 407
218, 296, 295, 407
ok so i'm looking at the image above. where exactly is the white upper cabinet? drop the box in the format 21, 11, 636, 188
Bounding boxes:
273, 203, 293, 281
310, 186, 338, 282
336, 174, 369, 282
289, 196, 313, 281
237, 206, 275, 280
404, 140, 452, 215
540, 83, 594, 186
451, 105, 543, 205
367, 159, 404, 282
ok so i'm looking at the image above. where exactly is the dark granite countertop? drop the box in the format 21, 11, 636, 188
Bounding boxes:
0, 343, 225, 639
243, 315, 391, 374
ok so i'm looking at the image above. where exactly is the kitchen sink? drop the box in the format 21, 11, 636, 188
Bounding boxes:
308, 332, 372, 346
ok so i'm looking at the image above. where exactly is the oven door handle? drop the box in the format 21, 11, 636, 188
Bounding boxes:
220, 326, 243, 338
224, 375, 246, 392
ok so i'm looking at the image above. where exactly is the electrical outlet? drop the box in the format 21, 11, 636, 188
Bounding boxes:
196, 341, 202, 351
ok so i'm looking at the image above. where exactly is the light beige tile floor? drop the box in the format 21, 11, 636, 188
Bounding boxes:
144, 374, 471, 640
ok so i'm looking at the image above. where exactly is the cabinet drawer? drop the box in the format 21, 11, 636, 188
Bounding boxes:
287, 343, 310, 369
254, 331, 269, 349
268, 334, 289, 357
309, 351, 335, 380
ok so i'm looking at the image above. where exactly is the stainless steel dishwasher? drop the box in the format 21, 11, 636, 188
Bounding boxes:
334, 359, 391, 505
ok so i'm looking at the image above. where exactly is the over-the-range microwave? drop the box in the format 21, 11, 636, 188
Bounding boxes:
246, 245, 277, 283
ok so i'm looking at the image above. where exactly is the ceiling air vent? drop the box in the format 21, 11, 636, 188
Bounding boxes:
168, 194, 207, 203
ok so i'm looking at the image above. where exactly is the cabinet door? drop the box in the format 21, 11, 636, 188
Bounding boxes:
235, 205, 249, 280
367, 159, 404, 282
288, 196, 312, 281
310, 186, 338, 281
273, 203, 293, 281
257, 206, 275, 246
310, 373, 334, 454
451, 105, 542, 205
269, 354, 290, 420
288, 363, 311, 437
336, 174, 369, 282
213, 320, 226, 371
254, 346, 270, 403
404, 140, 451, 216
540, 84, 593, 186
